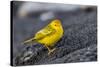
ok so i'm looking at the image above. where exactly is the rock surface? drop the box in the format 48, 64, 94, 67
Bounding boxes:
12, 6, 97, 66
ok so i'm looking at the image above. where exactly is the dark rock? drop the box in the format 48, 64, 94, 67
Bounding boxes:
13, 7, 97, 66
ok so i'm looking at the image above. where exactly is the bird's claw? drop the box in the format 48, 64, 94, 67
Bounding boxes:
48, 48, 56, 55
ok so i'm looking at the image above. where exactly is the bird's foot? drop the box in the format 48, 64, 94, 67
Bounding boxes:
48, 48, 56, 55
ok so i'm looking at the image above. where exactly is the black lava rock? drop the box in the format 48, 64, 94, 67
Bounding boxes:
13, 7, 97, 66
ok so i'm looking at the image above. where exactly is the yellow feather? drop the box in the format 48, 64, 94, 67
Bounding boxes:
23, 19, 64, 55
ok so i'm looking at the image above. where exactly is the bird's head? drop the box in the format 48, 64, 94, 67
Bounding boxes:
50, 19, 62, 30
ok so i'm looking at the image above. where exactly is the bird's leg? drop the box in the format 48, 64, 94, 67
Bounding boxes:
44, 45, 56, 55
48, 48, 56, 55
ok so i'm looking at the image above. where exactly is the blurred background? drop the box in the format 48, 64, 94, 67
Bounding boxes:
11, 1, 97, 66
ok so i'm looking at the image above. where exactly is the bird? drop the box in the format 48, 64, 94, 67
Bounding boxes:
22, 19, 64, 55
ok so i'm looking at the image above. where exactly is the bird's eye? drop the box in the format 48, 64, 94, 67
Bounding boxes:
55, 24, 57, 26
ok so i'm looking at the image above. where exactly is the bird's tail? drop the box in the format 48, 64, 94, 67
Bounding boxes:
22, 38, 36, 45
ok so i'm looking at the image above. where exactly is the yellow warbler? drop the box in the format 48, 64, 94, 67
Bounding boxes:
23, 19, 64, 55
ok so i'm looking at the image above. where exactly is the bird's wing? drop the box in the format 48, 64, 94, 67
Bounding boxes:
34, 26, 55, 40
